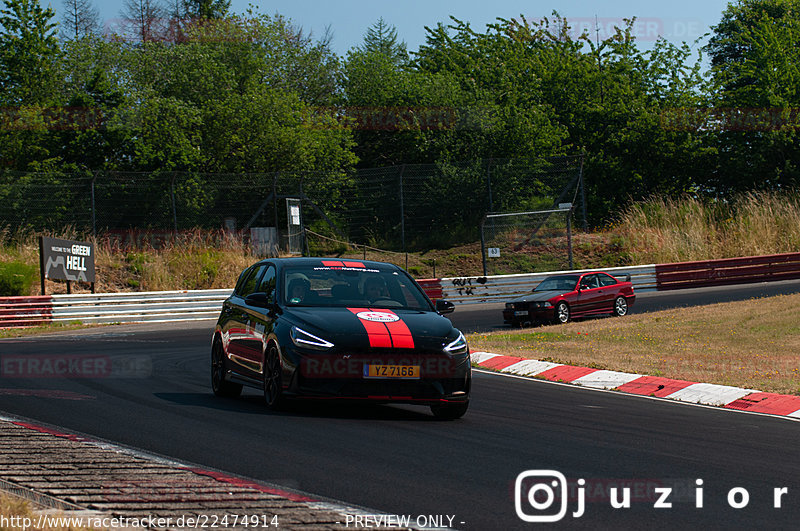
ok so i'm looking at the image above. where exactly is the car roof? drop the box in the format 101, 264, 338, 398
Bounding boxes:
252, 257, 402, 270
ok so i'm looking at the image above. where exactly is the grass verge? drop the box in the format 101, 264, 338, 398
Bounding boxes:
467, 292, 800, 395
0, 323, 107, 340
0, 492, 92, 530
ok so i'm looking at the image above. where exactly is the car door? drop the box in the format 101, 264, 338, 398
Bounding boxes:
576, 274, 605, 315
244, 264, 277, 377
224, 263, 268, 374
596, 273, 621, 312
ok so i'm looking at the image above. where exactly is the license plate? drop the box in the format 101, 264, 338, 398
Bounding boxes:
363, 364, 420, 379
514, 311, 528, 316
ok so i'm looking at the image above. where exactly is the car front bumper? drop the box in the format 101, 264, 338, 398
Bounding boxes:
502, 307, 553, 324
283, 349, 472, 404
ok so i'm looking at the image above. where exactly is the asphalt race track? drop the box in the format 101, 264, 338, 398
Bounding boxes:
2, 280, 800, 529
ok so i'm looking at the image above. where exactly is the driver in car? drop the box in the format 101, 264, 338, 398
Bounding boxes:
364, 277, 388, 303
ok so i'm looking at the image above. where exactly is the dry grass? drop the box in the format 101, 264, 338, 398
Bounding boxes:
0, 492, 93, 531
614, 191, 800, 263
0, 493, 33, 528
0, 229, 261, 294
0, 323, 106, 340
467, 292, 800, 395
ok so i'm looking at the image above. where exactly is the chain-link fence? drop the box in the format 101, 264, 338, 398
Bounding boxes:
480, 207, 576, 276
0, 156, 585, 253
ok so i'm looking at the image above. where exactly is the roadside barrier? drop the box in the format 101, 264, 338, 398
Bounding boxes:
0, 296, 54, 327
656, 252, 800, 291
0, 290, 230, 328
1, 252, 798, 327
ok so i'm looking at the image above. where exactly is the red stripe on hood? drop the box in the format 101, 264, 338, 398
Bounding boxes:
372, 308, 415, 349
348, 308, 392, 348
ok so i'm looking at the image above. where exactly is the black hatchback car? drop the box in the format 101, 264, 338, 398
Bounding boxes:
211, 258, 471, 419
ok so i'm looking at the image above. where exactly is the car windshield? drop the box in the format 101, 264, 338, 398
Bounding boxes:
282, 263, 433, 311
533, 275, 579, 292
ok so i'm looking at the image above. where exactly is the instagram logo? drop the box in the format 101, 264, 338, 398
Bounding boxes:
515, 470, 574, 523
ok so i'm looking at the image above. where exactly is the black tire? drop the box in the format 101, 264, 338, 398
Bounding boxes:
263, 344, 284, 409
430, 401, 469, 420
612, 296, 628, 317
211, 339, 242, 398
554, 302, 570, 324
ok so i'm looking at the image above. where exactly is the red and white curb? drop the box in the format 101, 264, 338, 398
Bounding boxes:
471, 352, 800, 419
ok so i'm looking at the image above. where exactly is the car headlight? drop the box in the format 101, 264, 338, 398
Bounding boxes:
505, 302, 514, 309
534, 302, 553, 309
444, 331, 468, 355
290, 326, 334, 350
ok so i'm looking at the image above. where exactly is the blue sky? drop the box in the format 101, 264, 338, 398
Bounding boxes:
48, 0, 734, 56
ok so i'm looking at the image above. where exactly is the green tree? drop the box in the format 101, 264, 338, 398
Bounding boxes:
359, 18, 408, 65
182, 0, 230, 20
705, 0, 800, 192
119, 14, 354, 174
0, 0, 61, 170
0, 0, 60, 104
414, 14, 711, 224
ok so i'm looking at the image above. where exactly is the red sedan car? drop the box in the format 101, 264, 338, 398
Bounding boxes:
502, 272, 636, 326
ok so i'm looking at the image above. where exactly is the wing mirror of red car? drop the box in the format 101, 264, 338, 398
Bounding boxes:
435, 299, 455, 314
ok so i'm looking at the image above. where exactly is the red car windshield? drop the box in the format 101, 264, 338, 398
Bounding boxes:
534, 275, 580, 292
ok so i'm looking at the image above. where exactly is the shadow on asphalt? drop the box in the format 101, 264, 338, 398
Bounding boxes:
154, 392, 438, 421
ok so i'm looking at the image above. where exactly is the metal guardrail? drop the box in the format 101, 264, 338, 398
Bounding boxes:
437, 265, 657, 304
0, 296, 54, 327
0, 290, 231, 327
49, 289, 232, 324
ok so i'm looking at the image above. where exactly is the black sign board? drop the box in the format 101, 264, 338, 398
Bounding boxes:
39, 236, 96, 294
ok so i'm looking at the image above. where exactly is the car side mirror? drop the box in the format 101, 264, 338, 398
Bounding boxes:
245, 292, 272, 308
435, 299, 455, 314
579, 284, 589, 291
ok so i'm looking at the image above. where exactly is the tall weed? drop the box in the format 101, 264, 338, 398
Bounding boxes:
615, 191, 800, 263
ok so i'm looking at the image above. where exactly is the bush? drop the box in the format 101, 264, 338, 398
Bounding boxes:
0, 261, 38, 296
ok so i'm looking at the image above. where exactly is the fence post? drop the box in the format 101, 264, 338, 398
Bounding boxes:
39, 236, 46, 295
486, 158, 494, 213
170, 173, 179, 236
399, 165, 406, 254
480, 215, 488, 276
91, 172, 97, 239
567, 208, 574, 269
579, 153, 588, 231
487, 159, 496, 240
273, 172, 280, 248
